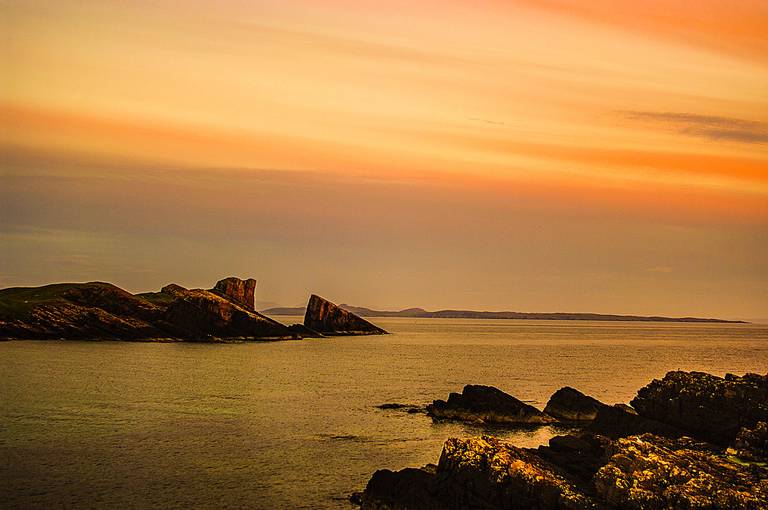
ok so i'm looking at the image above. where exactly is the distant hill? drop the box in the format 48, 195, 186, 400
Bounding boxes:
261, 304, 744, 323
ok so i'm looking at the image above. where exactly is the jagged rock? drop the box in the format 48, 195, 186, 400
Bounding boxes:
376, 403, 425, 414
544, 387, 609, 421
210, 277, 257, 311
163, 288, 295, 340
594, 434, 768, 509
303, 294, 387, 335
727, 421, 768, 461
426, 385, 556, 425
631, 371, 768, 445
587, 405, 683, 439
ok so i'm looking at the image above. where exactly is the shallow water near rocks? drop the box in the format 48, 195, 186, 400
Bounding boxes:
2, 318, 767, 509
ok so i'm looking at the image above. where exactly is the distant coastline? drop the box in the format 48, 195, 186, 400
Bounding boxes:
262, 304, 746, 323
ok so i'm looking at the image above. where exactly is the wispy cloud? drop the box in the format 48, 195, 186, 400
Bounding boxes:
624, 111, 768, 144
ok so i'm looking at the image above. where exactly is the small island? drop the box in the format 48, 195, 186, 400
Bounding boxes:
0, 277, 388, 341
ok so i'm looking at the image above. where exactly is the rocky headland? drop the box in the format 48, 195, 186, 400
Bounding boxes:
355, 371, 768, 509
0, 277, 387, 341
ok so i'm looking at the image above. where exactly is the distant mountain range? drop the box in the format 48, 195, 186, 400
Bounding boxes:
261, 305, 745, 323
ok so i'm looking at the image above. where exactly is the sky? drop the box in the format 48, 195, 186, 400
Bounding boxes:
2, 0, 767, 319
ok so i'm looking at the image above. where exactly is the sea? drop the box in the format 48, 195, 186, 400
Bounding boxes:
2, 318, 767, 509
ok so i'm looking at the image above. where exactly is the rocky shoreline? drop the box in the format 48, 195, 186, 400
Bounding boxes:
0, 277, 388, 341
355, 371, 768, 509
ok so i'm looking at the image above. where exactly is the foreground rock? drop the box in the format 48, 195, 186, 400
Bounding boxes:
427, 385, 556, 425
358, 433, 768, 510
0, 277, 297, 341
303, 294, 387, 336
631, 371, 768, 445
544, 387, 609, 422
357, 371, 768, 509
594, 434, 768, 509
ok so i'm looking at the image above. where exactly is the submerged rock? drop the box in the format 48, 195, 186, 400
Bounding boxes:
426, 385, 556, 425
544, 387, 609, 422
631, 371, 768, 445
303, 294, 387, 336
210, 277, 257, 311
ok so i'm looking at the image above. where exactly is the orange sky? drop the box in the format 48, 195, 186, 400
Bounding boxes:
2, 1, 767, 318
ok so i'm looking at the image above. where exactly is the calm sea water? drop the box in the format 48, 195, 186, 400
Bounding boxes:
2, 318, 767, 509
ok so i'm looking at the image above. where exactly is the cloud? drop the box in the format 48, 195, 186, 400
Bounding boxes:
624, 111, 768, 144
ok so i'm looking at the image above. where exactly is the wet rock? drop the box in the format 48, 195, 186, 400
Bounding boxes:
727, 421, 768, 461
210, 277, 257, 311
303, 294, 387, 335
594, 434, 768, 509
631, 371, 768, 445
376, 403, 425, 414
544, 387, 609, 422
588, 404, 683, 439
426, 385, 556, 425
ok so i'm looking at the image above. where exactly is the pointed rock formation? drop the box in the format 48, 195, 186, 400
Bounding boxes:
211, 277, 257, 311
303, 294, 387, 335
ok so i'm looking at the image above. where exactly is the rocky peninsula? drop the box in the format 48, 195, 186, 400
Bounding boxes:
355, 371, 768, 509
0, 277, 387, 341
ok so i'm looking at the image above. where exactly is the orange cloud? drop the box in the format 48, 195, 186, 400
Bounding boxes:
514, 0, 768, 62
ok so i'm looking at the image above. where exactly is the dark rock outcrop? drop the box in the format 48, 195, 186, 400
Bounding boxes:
544, 387, 609, 422
360, 466, 444, 510
303, 294, 387, 335
587, 404, 683, 439
0, 278, 298, 341
210, 277, 257, 311
162, 286, 296, 340
631, 371, 768, 445
360, 436, 598, 510
358, 434, 768, 510
357, 372, 768, 510
728, 421, 768, 461
426, 385, 556, 425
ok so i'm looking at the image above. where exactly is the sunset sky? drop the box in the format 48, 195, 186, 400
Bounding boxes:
2, 0, 767, 319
